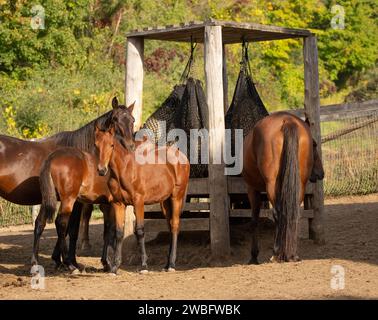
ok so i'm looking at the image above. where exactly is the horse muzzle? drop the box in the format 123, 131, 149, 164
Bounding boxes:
98, 166, 108, 176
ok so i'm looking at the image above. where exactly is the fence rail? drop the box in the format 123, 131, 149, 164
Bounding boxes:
282, 99, 378, 122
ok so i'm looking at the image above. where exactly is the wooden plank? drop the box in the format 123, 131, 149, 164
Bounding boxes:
304, 35, 325, 244
125, 37, 144, 131
280, 99, 378, 122
144, 202, 210, 212
204, 25, 231, 258
227, 176, 313, 195
230, 208, 314, 219
144, 218, 209, 232
187, 178, 209, 195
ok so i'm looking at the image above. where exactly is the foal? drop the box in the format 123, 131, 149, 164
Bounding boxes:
94, 124, 190, 272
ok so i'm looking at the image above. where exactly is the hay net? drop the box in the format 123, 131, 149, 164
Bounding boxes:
142, 42, 209, 178
142, 40, 269, 177
225, 41, 269, 155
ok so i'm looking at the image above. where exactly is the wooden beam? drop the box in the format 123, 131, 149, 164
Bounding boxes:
126, 19, 311, 42
125, 37, 144, 131
204, 25, 231, 258
124, 37, 144, 250
304, 35, 325, 244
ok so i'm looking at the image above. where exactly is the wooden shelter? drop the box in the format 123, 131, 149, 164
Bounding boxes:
123, 19, 325, 258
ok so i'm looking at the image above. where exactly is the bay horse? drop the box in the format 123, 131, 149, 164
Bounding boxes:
31, 101, 135, 274
94, 121, 190, 273
242, 111, 324, 264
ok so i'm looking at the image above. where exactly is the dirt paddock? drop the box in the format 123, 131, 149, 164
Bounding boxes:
0, 194, 377, 300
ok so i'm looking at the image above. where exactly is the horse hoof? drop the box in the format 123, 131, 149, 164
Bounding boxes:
166, 267, 176, 272
109, 272, 117, 277
269, 256, 282, 263
288, 255, 301, 262
71, 268, 80, 275
248, 259, 259, 265
139, 269, 149, 274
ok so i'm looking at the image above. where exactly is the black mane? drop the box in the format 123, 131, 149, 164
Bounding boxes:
49, 111, 112, 153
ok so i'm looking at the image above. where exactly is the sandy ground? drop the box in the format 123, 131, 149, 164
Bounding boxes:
0, 194, 377, 300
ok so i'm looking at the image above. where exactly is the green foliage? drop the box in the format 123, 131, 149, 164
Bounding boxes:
0, 0, 377, 136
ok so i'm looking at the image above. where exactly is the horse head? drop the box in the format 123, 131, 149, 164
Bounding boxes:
106, 97, 136, 152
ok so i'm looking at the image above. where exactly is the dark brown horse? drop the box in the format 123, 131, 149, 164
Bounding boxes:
31, 101, 135, 274
95, 122, 190, 273
242, 112, 324, 263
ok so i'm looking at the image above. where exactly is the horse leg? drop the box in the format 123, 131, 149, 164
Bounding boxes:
78, 203, 93, 251
134, 200, 148, 273
247, 188, 261, 265
31, 207, 48, 265
66, 202, 84, 271
100, 203, 112, 272
110, 203, 126, 274
51, 204, 63, 268
265, 180, 283, 263
53, 200, 76, 272
165, 197, 182, 272
161, 199, 171, 269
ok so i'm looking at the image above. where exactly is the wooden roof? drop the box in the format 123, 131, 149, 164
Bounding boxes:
126, 19, 312, 44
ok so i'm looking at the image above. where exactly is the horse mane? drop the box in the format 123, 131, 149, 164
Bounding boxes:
49, 111, 112, 152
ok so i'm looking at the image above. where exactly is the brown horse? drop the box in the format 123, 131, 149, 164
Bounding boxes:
94, 122, 190, 272
242, 111, 324, 264
31, 100, 135, 274
0, 97, 132, 251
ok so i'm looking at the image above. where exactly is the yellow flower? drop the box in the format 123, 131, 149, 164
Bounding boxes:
37, 87, 43, 93
73, 89, 81, 95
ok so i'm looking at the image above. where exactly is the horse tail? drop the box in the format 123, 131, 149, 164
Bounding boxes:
274, 121, 300, 261
39, 156, 58, 223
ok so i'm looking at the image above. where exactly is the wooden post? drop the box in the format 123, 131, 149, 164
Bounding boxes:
303, 35, 326, 244
123, 36, 144, 254
126, 37, 144, 132
222, 44, 228, 113
204, 25, 231, 258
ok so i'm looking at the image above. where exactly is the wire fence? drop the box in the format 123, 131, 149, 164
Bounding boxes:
321, 111, 378, 196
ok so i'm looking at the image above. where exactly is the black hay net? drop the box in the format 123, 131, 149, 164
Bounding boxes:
142, 41, 269, 178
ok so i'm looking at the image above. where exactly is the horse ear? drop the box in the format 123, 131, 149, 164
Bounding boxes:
112, 97, 119, 109
95, 121, 101, 133
109, 124, 115, 136
128, 101, 136, 114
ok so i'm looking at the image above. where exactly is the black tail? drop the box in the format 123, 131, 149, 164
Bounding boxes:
274, 121, 300, 261
39, 156, 58, 223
